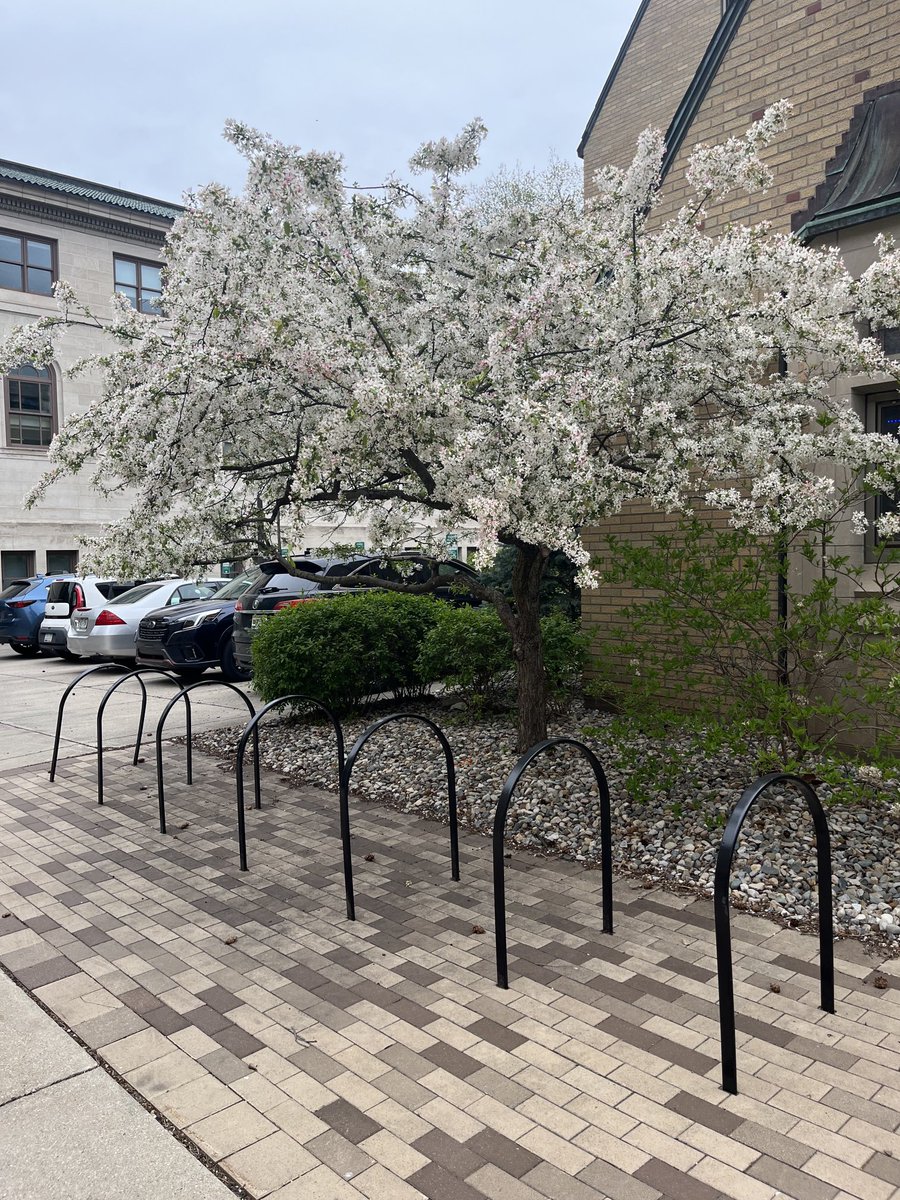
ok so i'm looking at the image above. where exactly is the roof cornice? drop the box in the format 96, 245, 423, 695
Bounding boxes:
578, 0, 653, 160
0, 193, 171, 246
793, 80, 900, 242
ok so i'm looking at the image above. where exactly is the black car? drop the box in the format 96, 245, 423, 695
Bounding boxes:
232, 554, 480, 673
135, 568, 262, 681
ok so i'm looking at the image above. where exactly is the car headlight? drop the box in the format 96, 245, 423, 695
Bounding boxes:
181, 609, 222, 629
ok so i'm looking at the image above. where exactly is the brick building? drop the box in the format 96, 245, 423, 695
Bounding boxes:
578, 0, 900, 715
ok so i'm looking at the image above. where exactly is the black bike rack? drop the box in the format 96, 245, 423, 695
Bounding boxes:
155, 680, 256, 835
49, 662, 127, 782
493, 737, 613, 989
234, 695, 345, 871
340, 714, 460, 921
95, 668, 187, 806
715, 772, 835, 1094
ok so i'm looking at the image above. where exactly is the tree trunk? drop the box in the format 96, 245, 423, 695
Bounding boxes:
510, 545, 550, 752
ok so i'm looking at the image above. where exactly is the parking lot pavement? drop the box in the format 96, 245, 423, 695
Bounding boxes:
1, 745, 898, 1200
0, 646, 253, 773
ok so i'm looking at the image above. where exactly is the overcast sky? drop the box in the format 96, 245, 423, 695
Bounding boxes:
2, 0, 639, 204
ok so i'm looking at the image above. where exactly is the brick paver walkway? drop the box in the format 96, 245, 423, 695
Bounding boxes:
0, 746, 898, 1200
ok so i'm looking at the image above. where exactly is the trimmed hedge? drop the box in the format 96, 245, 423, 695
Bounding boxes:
251, 591, 590, 712
251, 590, 439, 710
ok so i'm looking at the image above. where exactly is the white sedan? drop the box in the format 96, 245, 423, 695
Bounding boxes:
66, 578, 226, 664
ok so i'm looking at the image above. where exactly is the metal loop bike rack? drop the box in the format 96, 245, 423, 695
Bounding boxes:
156, 680, 256, 835
49, 662, 126, 782
493, 737, 613, 989
715, 771, 835, 1094
340, 713, 460, 921
95, 668, 186, 806
234, 695, 345, 872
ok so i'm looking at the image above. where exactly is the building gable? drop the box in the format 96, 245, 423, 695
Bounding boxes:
650, 0, 900, 235
580, 0, 722, 191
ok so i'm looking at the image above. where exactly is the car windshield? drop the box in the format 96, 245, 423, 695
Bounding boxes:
0, 579, 32, 600
215, 570, 260, 600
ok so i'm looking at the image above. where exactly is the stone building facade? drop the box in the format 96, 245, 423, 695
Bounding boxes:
0, 161, 179, 586
578, 0, 900, 714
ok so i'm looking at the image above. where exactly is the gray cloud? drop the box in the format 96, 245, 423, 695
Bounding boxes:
4, 0, 639, 201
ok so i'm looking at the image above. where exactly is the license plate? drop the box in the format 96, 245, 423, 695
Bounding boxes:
42, 633, 54, 643
250, 615, 266, 630
73, 618, 88, 631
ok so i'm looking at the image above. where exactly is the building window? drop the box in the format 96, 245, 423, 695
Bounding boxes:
868, 394, 900, 550
114, 255, 162, 314
46, 550, 78, 575
1, 550, 35, 588
4, 364, 56, 448
0, 231, 55, 296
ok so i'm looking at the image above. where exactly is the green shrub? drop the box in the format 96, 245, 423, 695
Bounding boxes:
416, 605, 514, 703
416, 605, 590, 707
251, 590, 439, 711
540, 610, 592, 698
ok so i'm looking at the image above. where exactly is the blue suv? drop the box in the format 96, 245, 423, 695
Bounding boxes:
0, 575, 72, 655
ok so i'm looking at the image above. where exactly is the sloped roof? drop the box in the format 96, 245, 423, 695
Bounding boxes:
577, 0, 652, 159
0, 159, 182, 221
794, 82, 900, 239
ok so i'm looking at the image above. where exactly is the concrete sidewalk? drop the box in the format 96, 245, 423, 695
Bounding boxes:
0, 968, 235, 1199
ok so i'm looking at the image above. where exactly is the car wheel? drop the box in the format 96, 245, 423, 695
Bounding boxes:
9, 642, 40, 656
220, 639, 252, 682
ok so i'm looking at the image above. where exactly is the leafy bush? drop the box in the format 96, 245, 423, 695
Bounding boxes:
416, 606, 514, 704
251, 590, 438, 711
598, 516, 900, 767
416, 605, 589, 707
540, 610, 592, 698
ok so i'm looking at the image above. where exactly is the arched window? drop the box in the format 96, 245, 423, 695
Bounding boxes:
3, 363, 57, 448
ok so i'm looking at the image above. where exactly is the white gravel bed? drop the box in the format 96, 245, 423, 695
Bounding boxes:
190, 699, 900, 958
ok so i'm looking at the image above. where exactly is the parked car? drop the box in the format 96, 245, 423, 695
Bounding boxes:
231, 558, 351, 673
231, 554, 479, 673
66, 578, 227, 666
0, 574, 74, 656
135, 567, 263, 682
39, 576, 142, 660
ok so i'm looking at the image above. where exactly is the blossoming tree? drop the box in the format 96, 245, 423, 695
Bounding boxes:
3, 104, 900, 750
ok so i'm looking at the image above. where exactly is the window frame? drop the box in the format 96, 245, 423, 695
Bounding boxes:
3, 363, 58, 451
1, 551, 35, 588
865, 390, 900, 559
0, 228, 57, 297
46, 550, 79, 575
113, 253, 163, 315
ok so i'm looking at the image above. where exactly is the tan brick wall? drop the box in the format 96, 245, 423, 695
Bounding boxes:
652, 0, 900, 233
579, 0, 900, 737
582, 0, 721, 192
